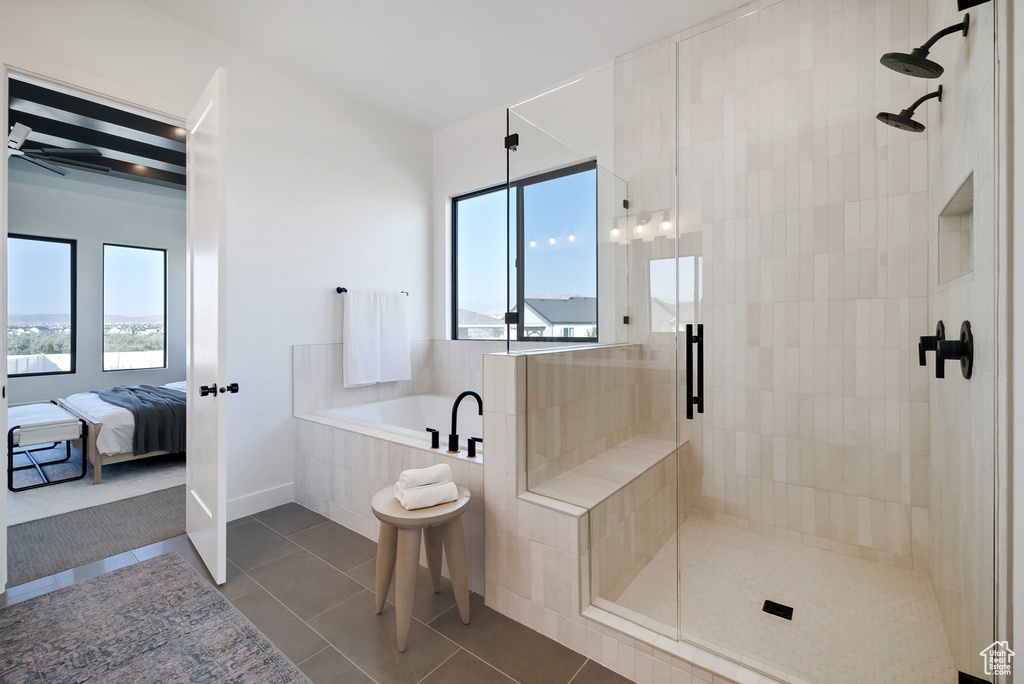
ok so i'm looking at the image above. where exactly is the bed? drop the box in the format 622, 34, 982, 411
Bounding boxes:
54, 381, 186, 484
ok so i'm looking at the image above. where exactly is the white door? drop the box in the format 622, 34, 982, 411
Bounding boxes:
185, 69, 228, 584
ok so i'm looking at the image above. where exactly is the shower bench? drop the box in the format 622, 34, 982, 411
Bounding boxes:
528, 434, 678, 509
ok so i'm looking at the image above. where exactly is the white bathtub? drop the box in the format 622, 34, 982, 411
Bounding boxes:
318, 394, 484, 454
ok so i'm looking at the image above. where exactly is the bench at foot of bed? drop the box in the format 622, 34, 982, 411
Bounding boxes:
53, 398, 176, 484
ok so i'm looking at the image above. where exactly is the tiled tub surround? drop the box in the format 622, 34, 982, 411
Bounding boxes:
292, 417, 485, 594
292, 340, 505, 416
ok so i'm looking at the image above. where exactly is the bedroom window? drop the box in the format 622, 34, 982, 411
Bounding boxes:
451, 161, 598, 342
103, 244, 166, 371
7, 234, 77, 376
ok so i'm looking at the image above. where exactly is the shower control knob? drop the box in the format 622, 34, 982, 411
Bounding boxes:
935, 321, 974, 380
918, 321, 945, 368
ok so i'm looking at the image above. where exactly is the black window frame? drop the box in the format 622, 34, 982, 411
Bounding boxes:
101, 243, 168, 372
451, 160, 599, 343
7, 233, 77, 378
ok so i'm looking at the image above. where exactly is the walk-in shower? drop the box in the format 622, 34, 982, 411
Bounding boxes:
504, 1, 1001, 682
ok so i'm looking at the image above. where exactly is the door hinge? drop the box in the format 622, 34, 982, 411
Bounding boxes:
622, 199, 629, 209
504, 311, 519, 325
504, 133, 519, 151
622, 316, 630, 325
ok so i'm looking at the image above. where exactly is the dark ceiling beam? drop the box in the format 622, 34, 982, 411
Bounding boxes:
9, 77, 184, 143
9, 110, 186, 168
10, 97, 185, 152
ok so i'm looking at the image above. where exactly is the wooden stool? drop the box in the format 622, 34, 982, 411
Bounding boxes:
371, 484, 471, 652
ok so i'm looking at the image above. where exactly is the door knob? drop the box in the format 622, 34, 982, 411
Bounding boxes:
199, 384, 218, 397
219, 383, 239, 394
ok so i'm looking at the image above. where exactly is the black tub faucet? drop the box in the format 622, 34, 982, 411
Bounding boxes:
448, 390, 483, 453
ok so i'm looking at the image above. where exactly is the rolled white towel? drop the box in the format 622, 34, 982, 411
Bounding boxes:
397, 463, 452, 490
394, 481, 458, 510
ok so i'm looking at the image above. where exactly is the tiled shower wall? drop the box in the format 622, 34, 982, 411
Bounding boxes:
525, 345, 641, 488
616, 0, 933, 568
925, 1, 997, 676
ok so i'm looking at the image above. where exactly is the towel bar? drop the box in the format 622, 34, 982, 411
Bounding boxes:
336, 287, 408, 295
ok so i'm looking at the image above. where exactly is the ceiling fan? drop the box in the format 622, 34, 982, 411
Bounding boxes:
6, 122, 110, 176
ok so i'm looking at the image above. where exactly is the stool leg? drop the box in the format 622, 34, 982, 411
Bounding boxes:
423, 526, 443, 593
442, 516, 470, 624
374, 523, 398, 614
395, 527, 421, 652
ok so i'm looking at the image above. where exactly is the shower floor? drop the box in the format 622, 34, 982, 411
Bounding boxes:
612, 518, 956, 683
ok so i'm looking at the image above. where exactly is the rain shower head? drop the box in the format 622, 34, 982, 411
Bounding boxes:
880, 13, 969, 79
876, 110, 926, 132
876, 85, 942, 132
880, 50, 945, 79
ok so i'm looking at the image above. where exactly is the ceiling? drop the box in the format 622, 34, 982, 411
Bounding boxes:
137, 0, 747, 131
8, 76, 186, 187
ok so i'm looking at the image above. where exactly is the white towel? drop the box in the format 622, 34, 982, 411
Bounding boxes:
398, 463, 452, 490
379, 291, 411, 383
394, 481, 458, 510
343, 291, 381, 388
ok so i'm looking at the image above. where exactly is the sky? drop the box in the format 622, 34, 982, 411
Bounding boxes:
8, 237, 72, 316
6, 238, 164, 320
456, 168, 597, 316
103, 245, 165, 318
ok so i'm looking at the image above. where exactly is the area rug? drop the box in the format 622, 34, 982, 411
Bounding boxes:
8, 444, 185, 525
0, 552, 310, 683
7, 485, 184, 587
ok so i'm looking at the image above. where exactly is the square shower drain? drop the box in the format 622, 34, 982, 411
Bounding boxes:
762, 599, 793, 620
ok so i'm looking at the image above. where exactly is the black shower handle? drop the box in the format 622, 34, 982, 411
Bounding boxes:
685, 324, 704, 419
686, 324, 694, 420
695, 323, 704, 414
919, 321, 945, 368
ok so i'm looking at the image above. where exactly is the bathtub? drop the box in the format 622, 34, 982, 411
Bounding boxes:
316, 394, 483, 454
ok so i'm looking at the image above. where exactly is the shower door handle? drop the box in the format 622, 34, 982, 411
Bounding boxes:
685, 324, 705, 419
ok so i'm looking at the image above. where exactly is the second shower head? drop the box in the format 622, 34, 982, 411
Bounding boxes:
876, 85, 942, 132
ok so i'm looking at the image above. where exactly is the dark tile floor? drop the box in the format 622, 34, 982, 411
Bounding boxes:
1, 502, 630, 684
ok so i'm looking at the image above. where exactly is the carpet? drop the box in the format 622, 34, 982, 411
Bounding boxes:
0, 552, 310, 683
7, 485, 184, 587
8, 443, 186, 525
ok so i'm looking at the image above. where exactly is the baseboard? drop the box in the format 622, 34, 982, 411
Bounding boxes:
227, 482, 293, 520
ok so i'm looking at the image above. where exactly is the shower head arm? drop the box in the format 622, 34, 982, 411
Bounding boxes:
917, 13, 970, 54
905, 86, 943, 114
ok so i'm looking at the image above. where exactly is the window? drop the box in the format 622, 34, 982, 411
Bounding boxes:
452, 186, 509, 339
7, 235, 76, 376
103, 244, 166, 371
452, 161, 598, 341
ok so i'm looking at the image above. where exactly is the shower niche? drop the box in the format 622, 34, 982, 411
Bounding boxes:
938, 172, 974, 283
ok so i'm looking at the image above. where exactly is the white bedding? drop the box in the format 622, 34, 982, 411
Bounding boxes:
63, 382, 186, 456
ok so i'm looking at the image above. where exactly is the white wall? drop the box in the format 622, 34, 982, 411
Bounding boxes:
0, 0, 433, 515
7, 168, 185, 404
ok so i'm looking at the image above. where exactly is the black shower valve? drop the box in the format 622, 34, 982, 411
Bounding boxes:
935, 321, 974, 380
918, 320, 945, 367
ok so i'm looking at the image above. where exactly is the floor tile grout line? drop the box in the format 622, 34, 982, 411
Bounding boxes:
413, 647, 461, 684
239, 574, 380, 684
294, 645, 331, 667
566, 658, 589, 684
417, 607, 532, 684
